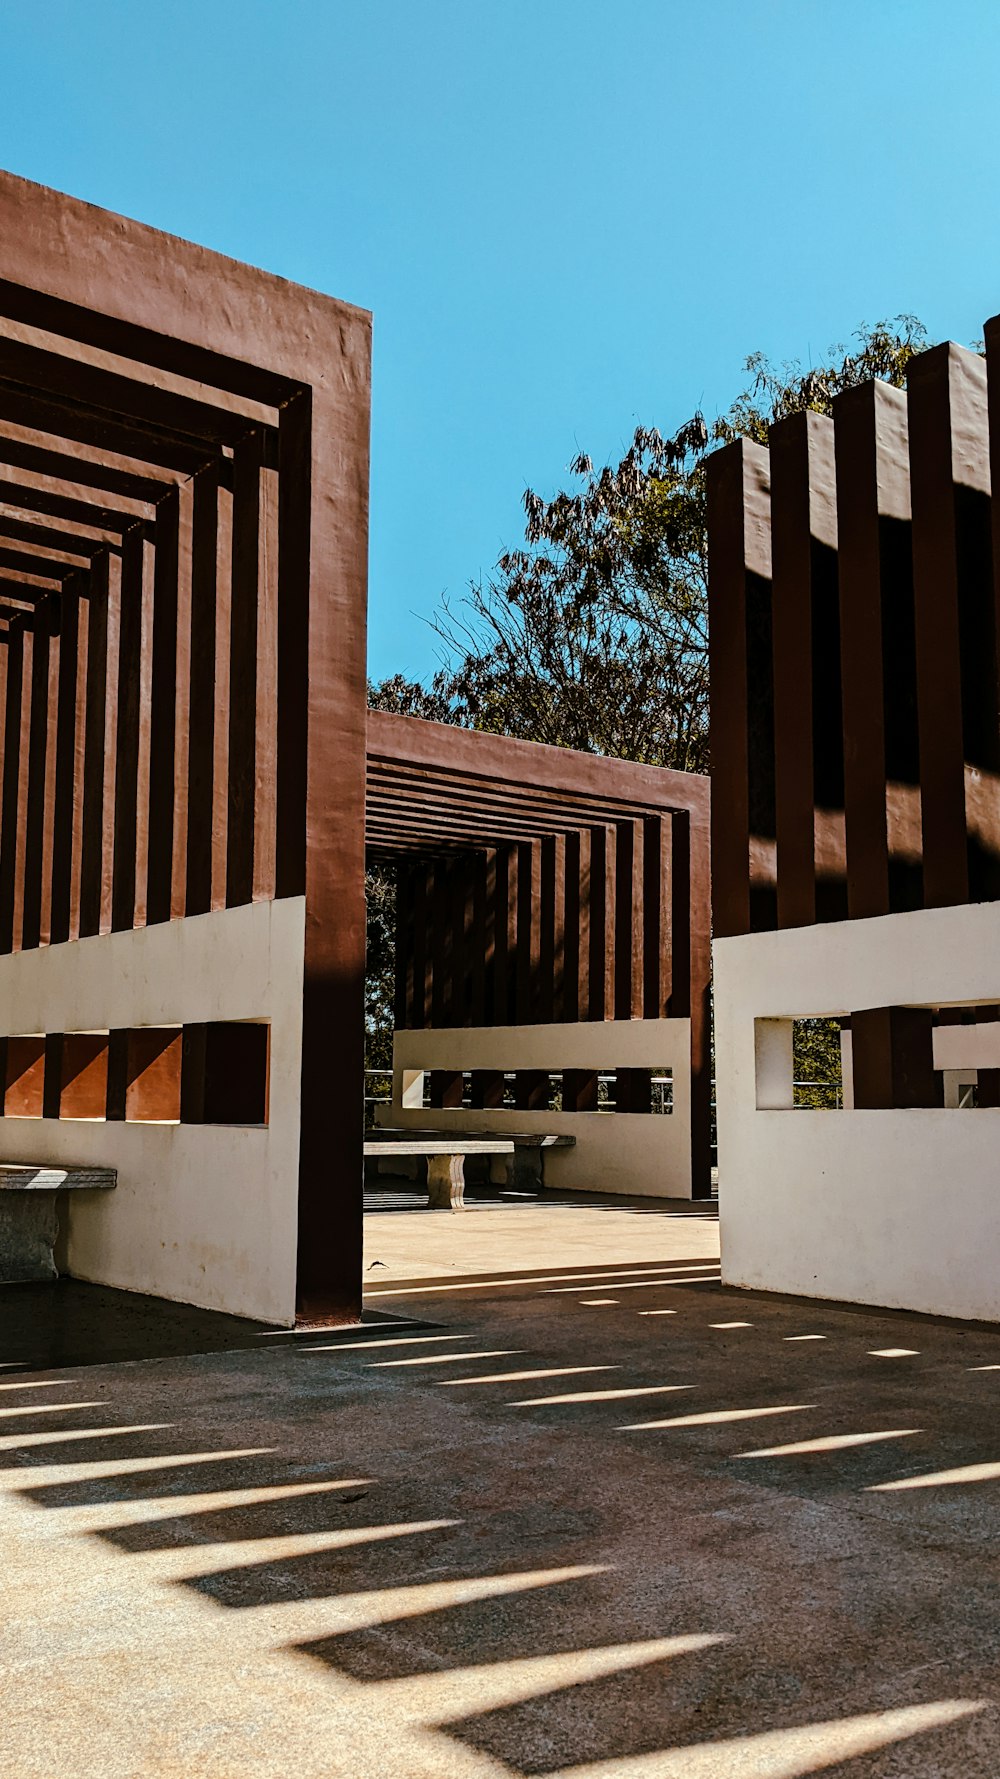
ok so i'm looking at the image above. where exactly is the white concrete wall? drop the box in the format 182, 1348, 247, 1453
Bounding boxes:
380, 1020, 693, 1199
714, 900, 1000, 1321
0, 899, 305, 1325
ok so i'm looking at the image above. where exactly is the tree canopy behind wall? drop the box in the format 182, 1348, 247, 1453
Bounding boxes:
365, 318, 929, 1090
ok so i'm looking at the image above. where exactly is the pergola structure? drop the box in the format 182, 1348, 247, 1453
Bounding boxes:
0, 168, 711, 1326
0, 170, 370, 1324
367, 712, 711, 1195
709, 336, 1000, 1321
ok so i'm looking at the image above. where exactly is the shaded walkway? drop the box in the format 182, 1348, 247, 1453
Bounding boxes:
0, 1197, 998, 1775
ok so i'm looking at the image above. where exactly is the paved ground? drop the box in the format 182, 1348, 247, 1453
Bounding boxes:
1, 1191, 999, 1776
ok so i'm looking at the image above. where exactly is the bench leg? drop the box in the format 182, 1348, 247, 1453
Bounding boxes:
427, 1154, 466, 1211
506, 1148, 542, 1196
0, 1190, 59, 1282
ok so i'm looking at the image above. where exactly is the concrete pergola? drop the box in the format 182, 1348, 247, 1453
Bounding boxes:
0, 170, 711, 1326
367, 710, 710, 1196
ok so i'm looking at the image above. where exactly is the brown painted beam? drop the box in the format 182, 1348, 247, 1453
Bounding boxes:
20, 596, 52, 949
78, 551, 110, 937
0, 621, 23, 952
111, 526, 144, 930
226, 431, 261, 907
145, 488, 180, 924
769, 410, 842, 929
910, 343, 998, 907
835, 381, 920, 919
706, 438, 773, 938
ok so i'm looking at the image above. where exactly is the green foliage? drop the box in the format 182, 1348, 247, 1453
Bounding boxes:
365, 318, 931, 1075
427, 318, 928, 773
715, 315, 928, 445
365, 673, 456, 724
793, 1019, 844, 1110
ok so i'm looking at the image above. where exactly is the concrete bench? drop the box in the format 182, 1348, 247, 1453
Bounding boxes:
0, 1165, 117, 1283
364, 1131, 574, 1210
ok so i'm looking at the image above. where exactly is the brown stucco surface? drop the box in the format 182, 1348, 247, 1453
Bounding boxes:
1, 1194, 998, 1776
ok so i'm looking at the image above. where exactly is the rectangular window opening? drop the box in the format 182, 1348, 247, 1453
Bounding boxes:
792, 1018, 844, 1109
124, 1027, 183, 1124
181, 1022, 270, 1126
59, 1032, 110, 1120
4, 1035, 45, 1119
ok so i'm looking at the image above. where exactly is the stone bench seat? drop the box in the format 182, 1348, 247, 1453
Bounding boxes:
364, 1130, 573, 1209
0, 1165, 117, 1283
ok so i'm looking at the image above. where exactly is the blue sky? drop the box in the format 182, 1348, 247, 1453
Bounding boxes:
2, 1, 999, 682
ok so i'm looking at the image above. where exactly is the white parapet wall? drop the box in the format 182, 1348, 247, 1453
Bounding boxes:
714, 900, 1000, 1321
380, 1019, 693, 1199
0, 898, 305, 1325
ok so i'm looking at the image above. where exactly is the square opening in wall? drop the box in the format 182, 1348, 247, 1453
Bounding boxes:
755, 1017, 845, 1110
793, 1019, 844, 1109
125, 1028, 182, 1123
60, 1033, 109, 1120
4, 1035, 45, 1118
181, 1022, 270, 1125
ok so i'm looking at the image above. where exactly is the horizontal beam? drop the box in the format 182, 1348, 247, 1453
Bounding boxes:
0, 335, 273, 451
366, 708, 709, 814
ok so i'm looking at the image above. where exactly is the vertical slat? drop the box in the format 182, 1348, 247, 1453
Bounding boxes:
409, 862, 430, 1028
550, 832, 566, 1021
587, 825, 616, 1022
68, 573, 89, 942
449, 857, 470, 1025
492, 845, 514, 1026
132, 530, 155, 926
539, 835, 557, 1023
910, 343, 998, 907
431, 858, 450, 1026
669, 811, 691, 1018
211, 470, 234, 910
470, 850, 488, 1025
227, 430, 262, 906
686, 792, 713, 1197
279, 373, 370, 1322
49, 580, 80, 944
482, 847, 496, 1025
99, 552, 122, 934
21, 598, 51, 950
42, 1033, 63, 1120
111, 526, 144, 931
12, 625, 34, 951
146, 488, 180, 924
835, 380, 919, 921
516, 840, 541, 1022
562, 829, 581, 1022
642, 813, 672, 1018
253, 454, 279, 901
576, 827, 593, 1020
37, 598, 61, 947
614, 818, 643, 1019
0, 621, 24, 953
275, 396, 309, 902
185, 466, 219, 916
79, 550, 110, 939
769, 410, 842, 929
852, 1006, 942, 1108
706, 438, 773, 937
169, 478, 194, 919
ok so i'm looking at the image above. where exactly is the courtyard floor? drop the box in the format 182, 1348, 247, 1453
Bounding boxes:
1, 1191, 999, 1776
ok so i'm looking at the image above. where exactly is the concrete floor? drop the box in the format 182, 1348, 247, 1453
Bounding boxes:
2, 1192, 1000, 1776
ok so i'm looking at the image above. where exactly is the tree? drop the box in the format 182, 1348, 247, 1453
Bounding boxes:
366, 318, 930, 1092
428, 316, 927, 772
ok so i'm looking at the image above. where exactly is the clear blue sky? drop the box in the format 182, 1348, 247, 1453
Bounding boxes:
1, 1, 998, 682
